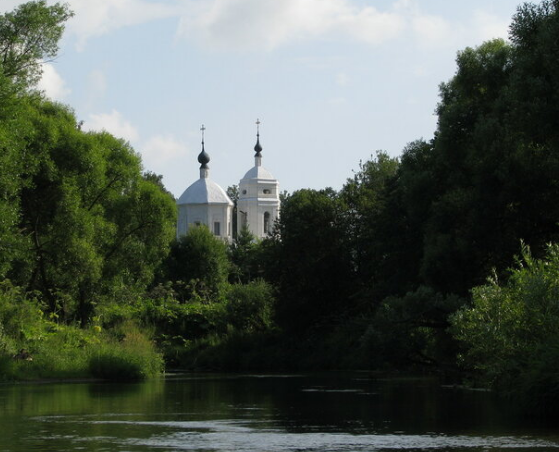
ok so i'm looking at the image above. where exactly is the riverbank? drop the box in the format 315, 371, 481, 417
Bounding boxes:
0, 319, 163, 383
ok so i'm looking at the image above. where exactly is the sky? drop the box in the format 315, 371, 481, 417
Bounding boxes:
3, 0, 524, 197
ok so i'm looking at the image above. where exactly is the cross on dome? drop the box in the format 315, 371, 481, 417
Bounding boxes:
254, 118, 262, 157
198, 124, 210, 171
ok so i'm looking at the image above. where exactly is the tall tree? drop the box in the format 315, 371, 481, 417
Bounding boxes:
505, 0, 559, 254
0, 1, 73, 277
340, 151, 399, 299
421, 39, 515, 295
371, 140, 436, 299
163, 226, 230, 303
0, 1, 73, 88
264, 188, 355, 334
7, 100, 176, 324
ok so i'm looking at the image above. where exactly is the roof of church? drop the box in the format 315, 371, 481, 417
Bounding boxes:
177, 178, 233, 206
241, 165, 276, 181
178, 125, 233, 206
241, 121, 276, 182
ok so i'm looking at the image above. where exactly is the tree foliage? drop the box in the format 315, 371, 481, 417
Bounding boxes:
163, 226, 230, 302
229, 226, 261, 284
451, 244, 559, 413
0, 2, 176, 326
0, 1, 73, 87
263, 188, 355, 334
3, 99, 177, 324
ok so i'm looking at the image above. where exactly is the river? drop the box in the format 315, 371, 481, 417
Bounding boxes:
0, 372, 558, 451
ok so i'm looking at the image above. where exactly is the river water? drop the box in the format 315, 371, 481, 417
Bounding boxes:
0, 373, 558, 452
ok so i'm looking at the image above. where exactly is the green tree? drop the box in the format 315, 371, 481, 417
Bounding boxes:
0, 2, 178, 326
229, 226, 261, 284
264, 188, 355, 334
0, 1, 73, 277
164, 226, 230, 302
340, 150, 399, 298
504, 0, 559, 255
362, 287, 465, 370
0, 1, 73, 87
4, 100, 176, 324
451, 243, 559, 413
225, 280, 275, 333
374, 140, 436, 298
422, 38, 514, 295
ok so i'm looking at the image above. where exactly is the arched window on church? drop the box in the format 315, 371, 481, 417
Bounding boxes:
264, 211, 270, 235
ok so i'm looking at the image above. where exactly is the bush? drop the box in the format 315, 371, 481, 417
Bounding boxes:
361, 287, 465, 370
89, 322, 163, 381
89, 349, 146, 381
0, 281, 44, 347
225, 280, 275, 333
451, 243, 559, 413
175, 330, 289, 371
142, 296, 227, 342
0, 353, 16, 380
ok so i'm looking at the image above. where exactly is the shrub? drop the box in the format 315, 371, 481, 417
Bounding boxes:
361, 287, 465, 370
225, 280, 275, 333
0, 353, 16, 380
88, 322, 163, 381
141, 295, 227, 343
451, 243, 559, 413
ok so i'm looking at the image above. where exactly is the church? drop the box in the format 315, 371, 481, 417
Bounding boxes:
176, 121, 280, 241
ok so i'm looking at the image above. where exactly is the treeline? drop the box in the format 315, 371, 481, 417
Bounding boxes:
2, 0, 559, 412
0, 1, 175, 380
262, 0, 559, 411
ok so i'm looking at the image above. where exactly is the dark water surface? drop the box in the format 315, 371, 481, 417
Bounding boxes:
0, 373, 558, 451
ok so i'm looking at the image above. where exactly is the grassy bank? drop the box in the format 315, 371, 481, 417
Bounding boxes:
0, 323, 163, 382
0, 283, 162, 382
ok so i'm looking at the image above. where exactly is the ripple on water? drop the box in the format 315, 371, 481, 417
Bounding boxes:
54, 418, 559, 452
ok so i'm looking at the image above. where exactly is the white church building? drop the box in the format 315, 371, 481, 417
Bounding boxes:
177, 122, 280, 241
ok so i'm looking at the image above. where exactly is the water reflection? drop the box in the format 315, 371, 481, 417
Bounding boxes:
0, 373, 558, 452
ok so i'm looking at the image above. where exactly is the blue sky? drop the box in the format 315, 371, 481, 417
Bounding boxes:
4, 0, 523, 197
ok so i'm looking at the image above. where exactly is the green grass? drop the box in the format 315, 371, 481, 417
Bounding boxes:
88, 324, 164, 382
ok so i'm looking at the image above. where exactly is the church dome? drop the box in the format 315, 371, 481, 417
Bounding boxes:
178, 177, 233, 206
241, 165, 275, 181
241, 121, 276, 181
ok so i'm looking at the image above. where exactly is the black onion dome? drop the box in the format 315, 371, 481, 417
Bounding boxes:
198, 142, 210, 168
254, 136, 262, 157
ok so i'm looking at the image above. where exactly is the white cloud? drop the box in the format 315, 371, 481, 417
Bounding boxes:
395, 0, 511, 50
88, 69, 107, 97
66, 0, 180, 51
140, 134, 189, 169
84, 69, 107, 110
336, 72, 349, 86
412, 14, 454, 48
294, 56, 347, 70
473, 10, 511, 42
177, 0, 405, 50
328, 97, 347, 105
84, 109, 139, 142
412, 65, 429, 77
37, 63, 71, 101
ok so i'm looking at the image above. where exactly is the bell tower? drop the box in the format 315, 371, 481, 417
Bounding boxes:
237, 119, 280, 238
